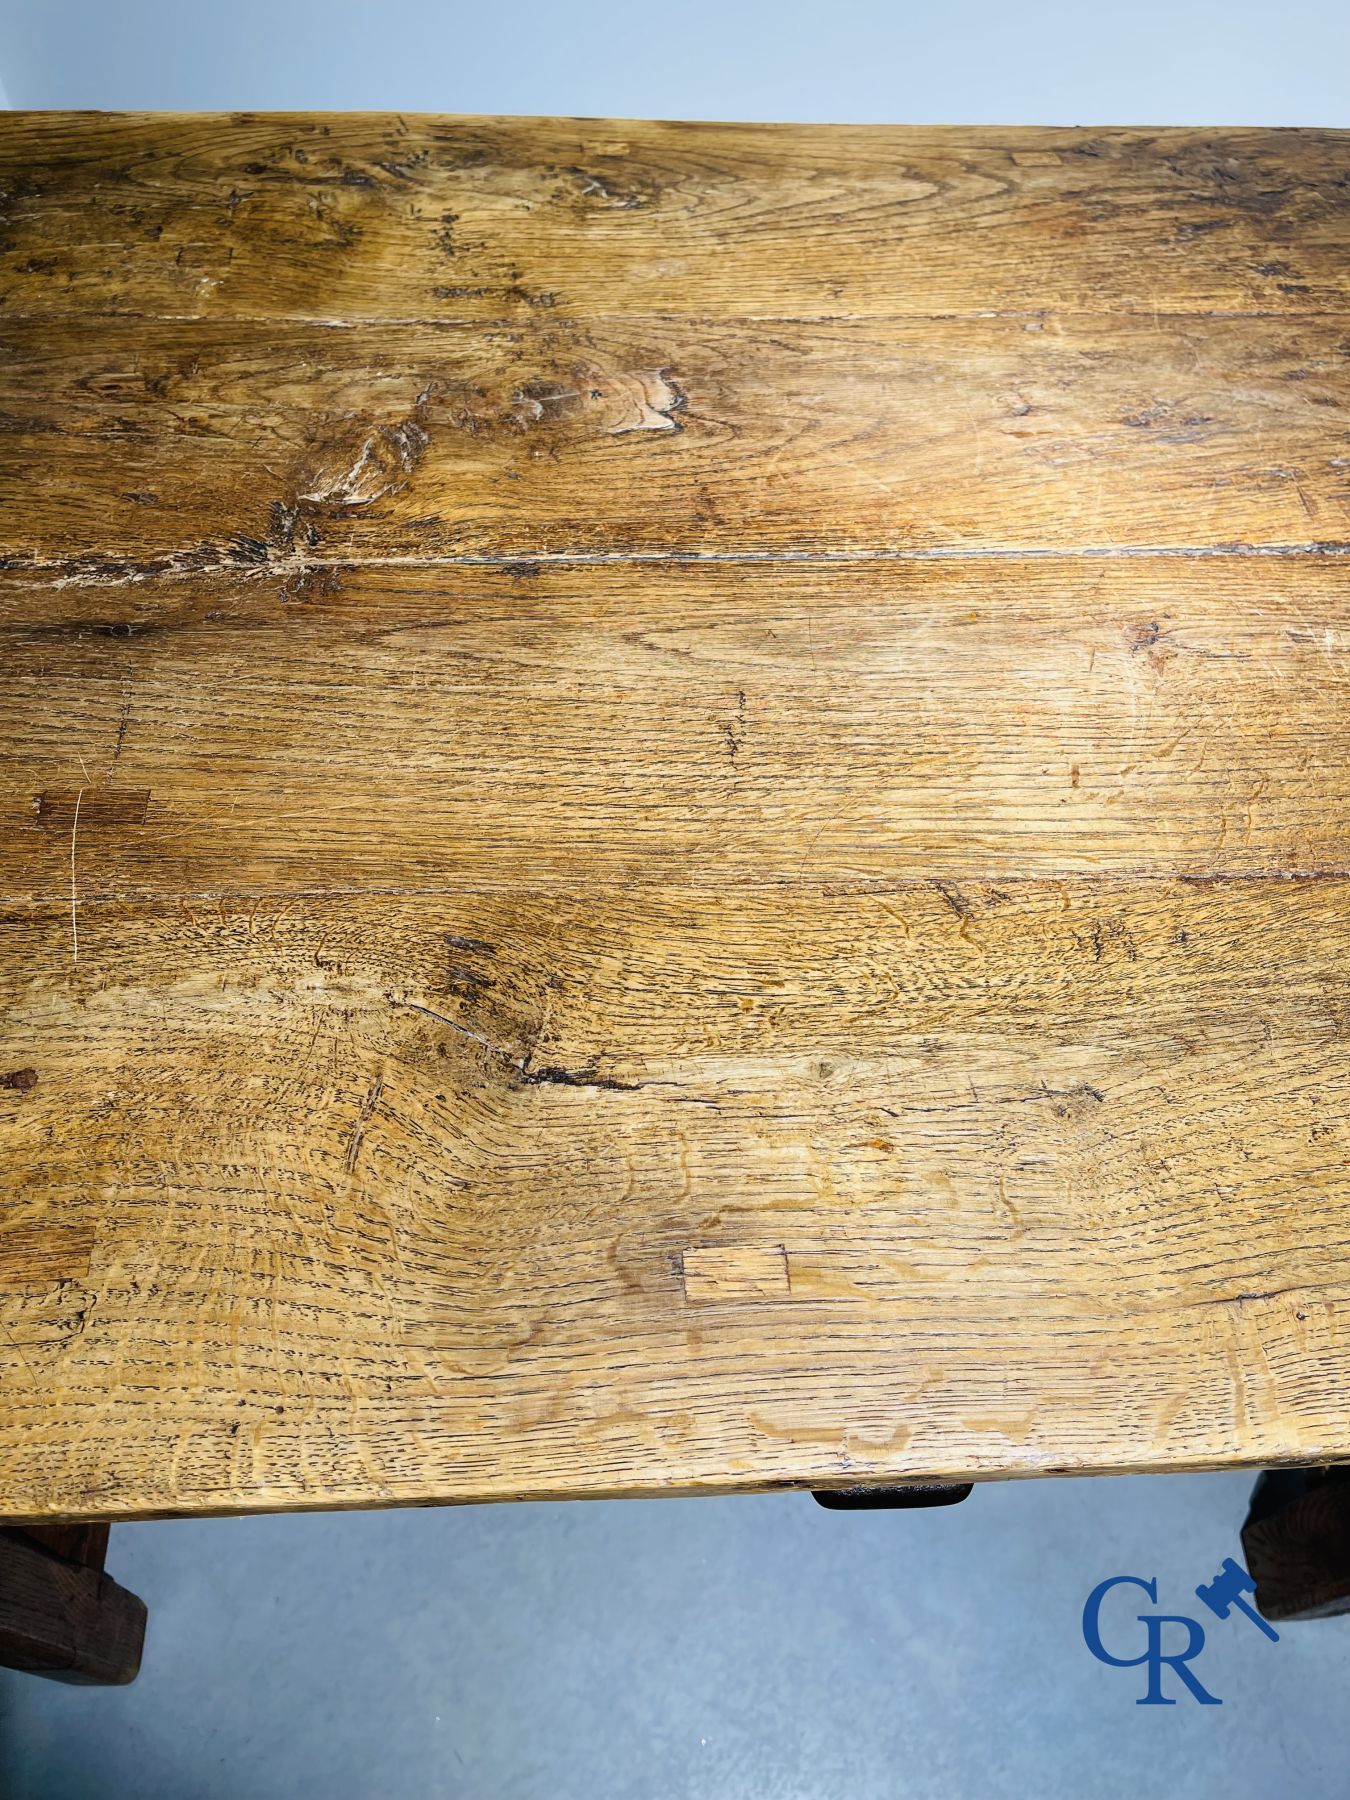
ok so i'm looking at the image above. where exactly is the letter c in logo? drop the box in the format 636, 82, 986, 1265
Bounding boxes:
1082, 1575, 1158, 1667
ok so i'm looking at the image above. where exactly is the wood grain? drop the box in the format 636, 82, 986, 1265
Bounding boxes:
1, 558, 1349, 899
0, 312, 1346, 567
1, 877, 1349, 1516
2, 113, 1349, 1520
2, 116, 1348, 322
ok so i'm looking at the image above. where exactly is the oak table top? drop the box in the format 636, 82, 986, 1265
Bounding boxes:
1, 113, 1349, 1522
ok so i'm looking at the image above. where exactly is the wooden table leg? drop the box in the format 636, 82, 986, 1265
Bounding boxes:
0, 1525, 146, 1684
1243, 1468, 1350, 1623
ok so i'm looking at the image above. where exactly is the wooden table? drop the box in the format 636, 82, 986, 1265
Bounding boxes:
3, 116, 1350, 1549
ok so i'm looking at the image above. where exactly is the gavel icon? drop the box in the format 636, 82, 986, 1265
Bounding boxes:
1195, 1558, 1279, 1642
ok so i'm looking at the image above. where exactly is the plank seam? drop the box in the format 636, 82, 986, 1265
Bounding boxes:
5, 541, 1350, 591
7, 871, 1350, 908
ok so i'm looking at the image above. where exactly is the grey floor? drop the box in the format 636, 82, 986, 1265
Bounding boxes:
2, 1472, 1347, 1797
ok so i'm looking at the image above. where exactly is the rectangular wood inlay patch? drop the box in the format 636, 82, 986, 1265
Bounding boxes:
0, 1226, 94, 1290
37, 789, 151, 829
681, 1245, 791, 1303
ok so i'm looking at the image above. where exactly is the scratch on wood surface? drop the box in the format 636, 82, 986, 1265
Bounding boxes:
343, 1076, 384, 1174
0, 1321, 37, 1383
69, 785, 82, 966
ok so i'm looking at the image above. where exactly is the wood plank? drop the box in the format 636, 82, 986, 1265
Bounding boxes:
1, 116, 1347, 323
1, 557, 1347, 900
1, 875, 1348, 1517
0, 313, 1347, 568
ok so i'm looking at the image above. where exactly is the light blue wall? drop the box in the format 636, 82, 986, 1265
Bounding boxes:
0, 0, 1345, 123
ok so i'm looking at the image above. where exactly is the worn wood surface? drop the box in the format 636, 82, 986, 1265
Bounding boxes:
6, 117, 1350, 321
0, 113, 1348, 1521
4, 312, 1350, 567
